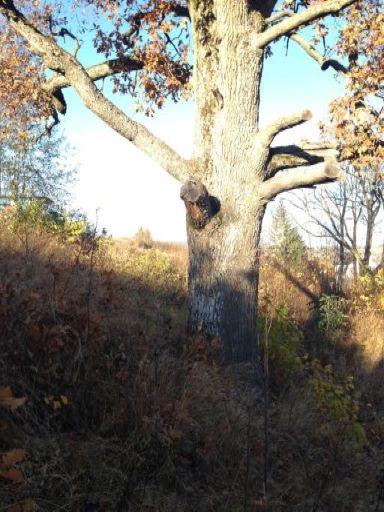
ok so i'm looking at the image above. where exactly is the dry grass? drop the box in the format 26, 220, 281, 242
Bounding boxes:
0, 219, 383, 511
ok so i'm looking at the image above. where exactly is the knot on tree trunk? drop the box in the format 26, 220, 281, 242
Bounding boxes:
180, 180, 220, 229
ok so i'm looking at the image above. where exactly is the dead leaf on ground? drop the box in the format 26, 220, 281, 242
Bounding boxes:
2, 449, 24, 467
0, 467, 23, 482
0, 386, 26, 411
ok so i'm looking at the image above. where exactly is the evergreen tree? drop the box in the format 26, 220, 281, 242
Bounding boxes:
271, 202, 306, 267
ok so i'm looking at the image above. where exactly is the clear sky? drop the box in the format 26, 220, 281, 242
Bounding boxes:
62, 27, 346, 242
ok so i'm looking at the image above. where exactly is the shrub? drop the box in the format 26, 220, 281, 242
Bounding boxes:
318, 294, 348, 337
133, 227, 154, 249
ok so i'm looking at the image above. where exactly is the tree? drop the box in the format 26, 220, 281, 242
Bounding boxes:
292, 166, 384, 289
0, 124, 75, 206
1, 0, 378, 364
271, 202, 306, 268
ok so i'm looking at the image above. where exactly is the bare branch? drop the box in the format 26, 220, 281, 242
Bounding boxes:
0, 0, 191, 183
259, 109, 312, 147
259, 160, 340, 201
265, 10, 292, 25
289, 33, 348, 73
43, 56, 144, 95
254, 0, 356, 49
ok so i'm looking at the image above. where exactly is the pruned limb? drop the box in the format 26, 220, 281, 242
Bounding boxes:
254, 0, 356, 49
259, 160, 340, 201
289, 33, 348, 73
259, 110, 312, 148
0, 0, 191, 183
267, 143, 338, 176
51, 89, 67, 114
180, 180, 220, 229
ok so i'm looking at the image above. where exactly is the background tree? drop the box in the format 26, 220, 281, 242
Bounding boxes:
0, 124, 75, 206
1, 0, 380, 364
271, 202, 306, 268
292, 166, 384, 289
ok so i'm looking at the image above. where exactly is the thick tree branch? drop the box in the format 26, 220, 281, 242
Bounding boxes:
43, 56, 144, 95
0, 0, 191, 183
265, 10, 292, 25
259, 109, 312, 147
289, 33, 348, 73
267, 143, 338, 175
254, 0, 356, 49
259, 160, 340, 201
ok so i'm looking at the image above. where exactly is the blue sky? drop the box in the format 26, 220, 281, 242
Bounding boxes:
61, 20, 346, 241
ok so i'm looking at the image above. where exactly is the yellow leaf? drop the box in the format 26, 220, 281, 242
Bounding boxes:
52, 400, 61, 411
60, 395, 69, 406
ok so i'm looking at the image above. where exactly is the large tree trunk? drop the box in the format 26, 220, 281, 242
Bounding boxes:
187, 208, 265, 362
185, 1, 267, 364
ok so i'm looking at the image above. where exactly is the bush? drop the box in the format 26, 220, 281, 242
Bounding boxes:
133, 227, 154, 249
318, 294, 348, 337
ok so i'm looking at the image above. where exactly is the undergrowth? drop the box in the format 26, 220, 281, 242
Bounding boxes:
0, 210, 383, 511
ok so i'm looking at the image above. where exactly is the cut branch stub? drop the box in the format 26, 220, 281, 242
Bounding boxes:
180, 180, 220, 229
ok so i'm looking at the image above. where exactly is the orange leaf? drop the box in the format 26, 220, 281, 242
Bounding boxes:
0, 386, 12, 399
0, 387, 26, 411
2, 449, 24, 467
0, 468, 23, 482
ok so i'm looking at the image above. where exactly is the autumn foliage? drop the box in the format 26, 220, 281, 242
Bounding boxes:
329, 0, 383, 168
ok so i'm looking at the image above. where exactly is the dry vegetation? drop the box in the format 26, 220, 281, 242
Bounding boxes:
1, 211, 384, 512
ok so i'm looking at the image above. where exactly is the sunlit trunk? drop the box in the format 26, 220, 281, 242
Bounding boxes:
185, 1, 267, 365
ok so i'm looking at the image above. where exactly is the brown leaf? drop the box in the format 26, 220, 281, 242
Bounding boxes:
0, 387, 26, 411
2, 449, 24, 467
7, 501, 37, 512
0, 468, 23, 482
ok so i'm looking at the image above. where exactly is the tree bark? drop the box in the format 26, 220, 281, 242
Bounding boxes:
186, 1, 266, 364
187, 207, 265, 363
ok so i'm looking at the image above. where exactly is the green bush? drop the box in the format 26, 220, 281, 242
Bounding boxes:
318, 294, 348, 337
259, 301, 304, 387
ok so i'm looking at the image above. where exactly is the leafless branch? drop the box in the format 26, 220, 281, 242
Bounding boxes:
265, 10, 292, 25
289, 33, 348, 73
43, 56, 144, 95
254, 0, 356, 49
